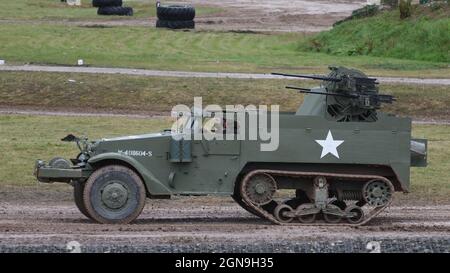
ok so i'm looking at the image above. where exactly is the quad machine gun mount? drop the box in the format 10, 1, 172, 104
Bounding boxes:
273, 66, 395, 122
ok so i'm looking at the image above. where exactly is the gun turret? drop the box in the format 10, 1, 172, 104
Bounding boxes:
277, 66, 396, 122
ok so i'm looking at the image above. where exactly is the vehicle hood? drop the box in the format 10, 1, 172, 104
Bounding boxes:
100, 132, 171, 142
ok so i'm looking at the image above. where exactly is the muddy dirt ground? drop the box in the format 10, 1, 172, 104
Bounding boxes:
189, 0, 366, 32
4, 0, 366, 32
0, 187, 449, 253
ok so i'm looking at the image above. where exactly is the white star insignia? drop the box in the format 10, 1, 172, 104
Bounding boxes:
315, 130, 344, 159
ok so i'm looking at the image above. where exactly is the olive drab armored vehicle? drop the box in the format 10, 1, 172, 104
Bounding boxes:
35, 66, 427, 225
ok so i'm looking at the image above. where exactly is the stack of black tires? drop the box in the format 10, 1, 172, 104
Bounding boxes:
156, 3, 195, 29
93, 0, 133, 16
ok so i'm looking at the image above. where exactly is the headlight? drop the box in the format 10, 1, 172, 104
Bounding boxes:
78, 153, 88, 162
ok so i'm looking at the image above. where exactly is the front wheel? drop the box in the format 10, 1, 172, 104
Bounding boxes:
83, 165, 146, 224
73, 181, 92, 220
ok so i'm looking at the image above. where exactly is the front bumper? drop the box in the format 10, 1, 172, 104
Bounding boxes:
34, 160, 91, 183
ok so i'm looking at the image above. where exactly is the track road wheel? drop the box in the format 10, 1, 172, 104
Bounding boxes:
345, 205, 365, 224
73, 181, 92, 220
296, 204, 317, 223
274, 204, 294, 223
83, 165, 146, 224
323, 204, 342, 223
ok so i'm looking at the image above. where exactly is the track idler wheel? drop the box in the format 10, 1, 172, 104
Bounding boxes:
363, 179, 393, 207
295, 204, 317, 223
345, 205, 365, 224
323, 204, 342, 223
274, 204, 294, 223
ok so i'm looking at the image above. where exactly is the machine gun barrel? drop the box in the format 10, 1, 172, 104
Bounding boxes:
272, 72, 342, 82
286, 86, 358, 98
353, 76, 378, 83
376, 94, 396, 103
286, 86, 395, 104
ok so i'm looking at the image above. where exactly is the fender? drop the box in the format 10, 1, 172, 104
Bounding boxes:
88, 152, 172, 195
389, 162, 410, 192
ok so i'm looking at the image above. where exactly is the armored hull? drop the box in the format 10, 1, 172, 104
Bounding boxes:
35, 67, 427, 225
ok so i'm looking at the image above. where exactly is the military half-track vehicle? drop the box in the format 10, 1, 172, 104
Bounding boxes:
35, 66, 427, 225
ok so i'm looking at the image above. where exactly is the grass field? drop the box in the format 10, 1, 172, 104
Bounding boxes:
1, 71, 449, 120
0, 115, 448, 203
0, 0, 220, 20
299, 4, 450, 63
0, 1, 448, 77
1, 23, 448, 78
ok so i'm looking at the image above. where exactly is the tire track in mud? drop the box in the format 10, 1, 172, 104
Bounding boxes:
0, 197, 449, 252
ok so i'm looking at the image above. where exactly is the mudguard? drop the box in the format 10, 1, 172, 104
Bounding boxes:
88, 152, 172, 195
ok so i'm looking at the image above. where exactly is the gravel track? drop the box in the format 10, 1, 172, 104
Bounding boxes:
1, 65, 449, 85
0, 192, 449, 253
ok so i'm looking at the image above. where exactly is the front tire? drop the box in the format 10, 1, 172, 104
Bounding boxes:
73, 181, 92, 220
83, 165, 146, 224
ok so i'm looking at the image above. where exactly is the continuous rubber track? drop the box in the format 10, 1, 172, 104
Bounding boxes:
238, 169, 394, 226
